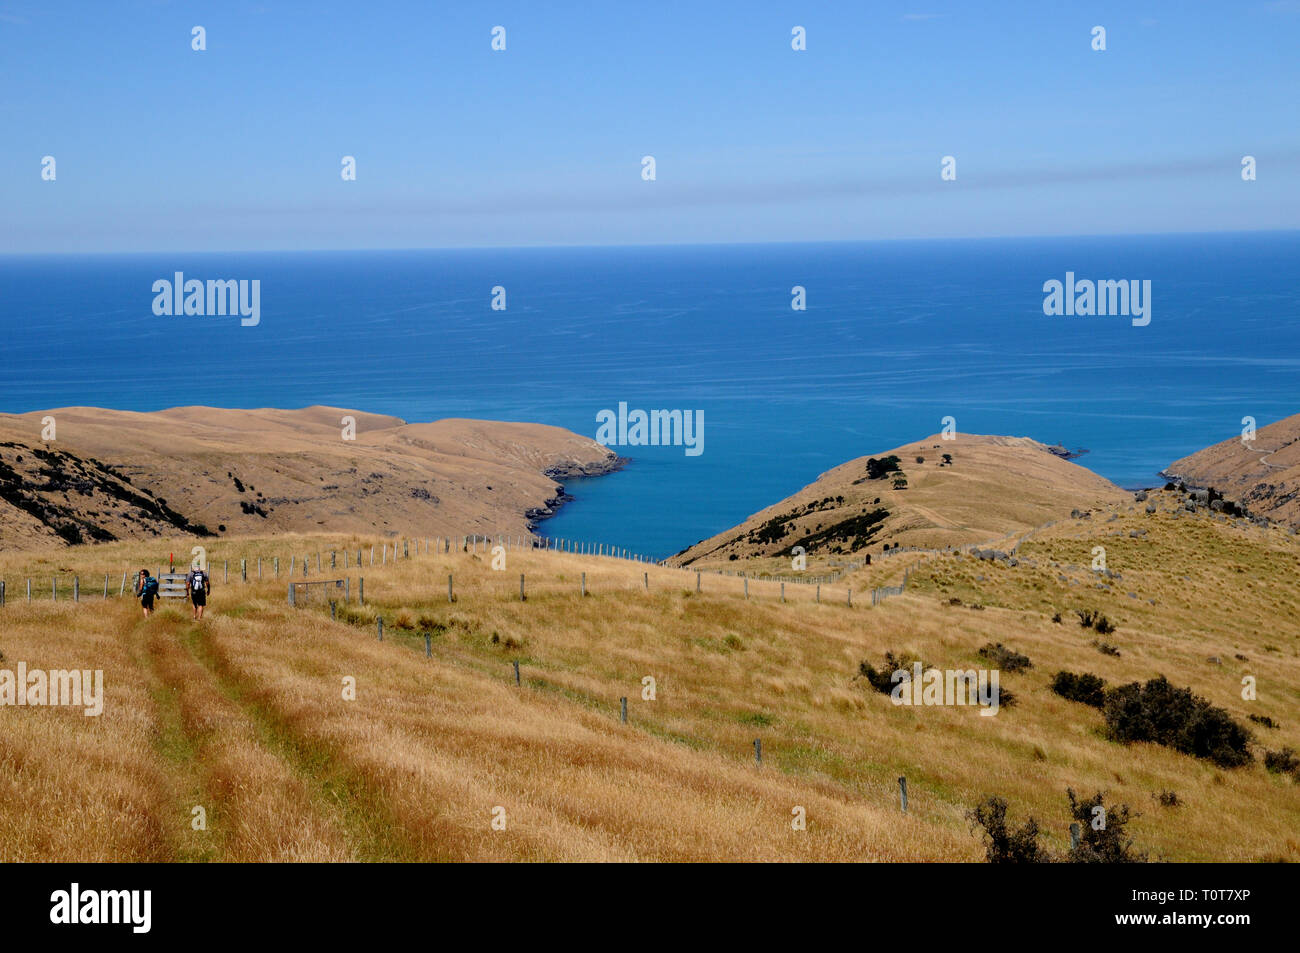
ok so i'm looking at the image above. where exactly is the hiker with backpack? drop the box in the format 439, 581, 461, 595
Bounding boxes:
135, 569, 159, 617
185, 564, 211, 620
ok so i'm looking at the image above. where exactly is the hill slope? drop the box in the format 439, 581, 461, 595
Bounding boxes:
1, 498, 1297, 862
0, 406, 621, 550
1165, 413, 1300, 528
670, 434, 1129, 572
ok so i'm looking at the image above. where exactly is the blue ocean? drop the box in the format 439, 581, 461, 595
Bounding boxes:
2, 233, 1298, 559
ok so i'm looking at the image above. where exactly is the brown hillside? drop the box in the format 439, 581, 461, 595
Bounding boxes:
670, 434, 1129, 572
0, 406, 621, 550
1165, 414, 1300, 528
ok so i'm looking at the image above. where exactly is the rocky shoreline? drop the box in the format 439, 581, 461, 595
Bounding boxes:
527, 454, 630, 530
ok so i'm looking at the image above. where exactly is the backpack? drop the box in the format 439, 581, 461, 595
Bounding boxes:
142, 577, 159, 597
192, 570, 205, 593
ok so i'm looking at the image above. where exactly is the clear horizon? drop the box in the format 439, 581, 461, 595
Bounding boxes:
1, 226, 1297, 258
3, 0, 1298, 253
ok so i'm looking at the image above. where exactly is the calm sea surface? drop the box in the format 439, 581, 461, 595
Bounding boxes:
2, 233, 1297, 557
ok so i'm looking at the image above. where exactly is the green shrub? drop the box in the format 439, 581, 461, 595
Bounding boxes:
978, 642, 1032, 673
1064, 789, 1147, 863
1103, 677, 1253, 768
966, 796, 1051, 863
1076, 608, 1115, 633
1051, 671, 1107, 708
1264, 748, 1300, 779
858, 651, 926, 694
866, 456, 902, 480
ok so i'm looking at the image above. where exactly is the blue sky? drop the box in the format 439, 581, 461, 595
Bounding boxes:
2, 0, 1298, 252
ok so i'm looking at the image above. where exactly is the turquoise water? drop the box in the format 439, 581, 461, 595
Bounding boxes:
2, 233, 1298, 557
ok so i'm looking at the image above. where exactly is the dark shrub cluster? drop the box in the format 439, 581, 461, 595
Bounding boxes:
1051, 671, 1107, 708
857, 650, 925, 694
978, 642, 1032, 672
1076, 608, 1116, 634
1264, 748, 1300, 780
1103, 677, 1252, 768
1064, 789, 1148, 863
967, 790, 1149, 863
1152, 790, 1181, 807
1248, 713, 1280, 729
1092, 640, 1121, 657
865, 455, 902, 480
966, 796, 1052, 863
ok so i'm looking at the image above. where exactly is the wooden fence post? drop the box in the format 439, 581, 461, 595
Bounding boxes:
120, 572, 127, 595
448, 574, 454, 603
513, 660, 521, 686
290, 556, 295, 575
359, 577, 365, 605
643, 571, 648, 590
1069, 823, 1080, 851
754, 739, 762, 766
898, 776, 908, 813
816, 584, 820, 603
104, 574, 109, 598
425, 632, 432, 658
781, 582, 785, 603
73, 577, 79, 602
274, 556, 279, 577
27, 579, 32, 601
621, 697, 628, 723
241, 559, 247, 582
581, 572, 587, 597
377, 617, 383, 640
287, 583, 295, 606
345, 577, 351, 602
696, 571, 701, 593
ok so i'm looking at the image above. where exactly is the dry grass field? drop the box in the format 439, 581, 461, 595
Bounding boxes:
2, 491, 1298, 862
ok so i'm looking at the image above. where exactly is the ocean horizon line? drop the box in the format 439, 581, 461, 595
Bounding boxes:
4, 226, 1299, 259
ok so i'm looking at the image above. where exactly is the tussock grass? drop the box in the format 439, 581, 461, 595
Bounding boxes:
1, 510, 1298, 861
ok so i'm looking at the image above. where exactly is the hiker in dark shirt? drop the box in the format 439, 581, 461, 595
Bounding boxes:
185, 565, 211, 620
185, 561, 210, 621
136, 569, 158, 617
